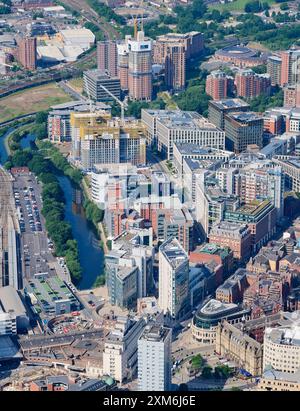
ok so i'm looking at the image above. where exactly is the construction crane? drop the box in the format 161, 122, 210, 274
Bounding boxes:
99, 84, 128, 126
83, 74, 93, 114
0, 62, 13, 68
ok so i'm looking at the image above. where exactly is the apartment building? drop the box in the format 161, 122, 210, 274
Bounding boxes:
97, 40, 118, 77
235, 69, 271, 99
17, 36, 37, 70
138, 325, 172, 391
103, 316, 146, 382
205, 70, 230, 100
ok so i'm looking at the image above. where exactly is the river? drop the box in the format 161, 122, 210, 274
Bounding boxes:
0, 128, 104, 290
57, 176, 104, 290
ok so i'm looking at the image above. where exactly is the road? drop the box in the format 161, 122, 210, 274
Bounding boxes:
13, 169, 70, 283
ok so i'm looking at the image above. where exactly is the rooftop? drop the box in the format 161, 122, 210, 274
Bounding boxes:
160, 238, 188, 269
209, 98, 250, 111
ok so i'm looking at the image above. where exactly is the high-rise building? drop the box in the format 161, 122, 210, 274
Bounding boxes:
105, 231, 154, 308
165, 43, 186, 91
128, 31, 152, 101
97, 40, 118, 77
235, 69, 271, 99
267, 55, 282, 86
280, 48, 300, 86
117, 36, 130, 91
17, 37, 37, 70
70, 112, 146, 169
138, 324, 172, 391
103, 316, 146, 382
153, 32, 204, 64
283, 84, 300, 108
206, 70, 229, 100
47, 100, 111, 143
224, 111, 263, 153
158, 238, 189, 319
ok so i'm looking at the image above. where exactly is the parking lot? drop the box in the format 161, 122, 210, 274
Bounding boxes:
13, 170, 70, 282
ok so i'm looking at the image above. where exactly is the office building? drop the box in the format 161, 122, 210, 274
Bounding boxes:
224, 200, 277, 253
235, 69, 271, 99
216, 268, 249, 304
196, 182, 239, 237
103, 316, 146, 382
83, 69, 121, 102
142, 109, 225, 159
133, 194, 194, 252
158, 238, 189, 319
97, 40, 118, 77
216, 319, 264, 376
224, 111, 263, 153
164, 43, 186, 91
173, 143, 233, 177
263, 322, 300, 374
105, 231, 154, 308
138, 324, 172, 391
208, 221, 252, 261
257, 368, 300, 391
208, 99, 250, 130
191, 298, 250, 345
17, 36, 37, 70
267, 55, 282, 86
206, 70, 229, 100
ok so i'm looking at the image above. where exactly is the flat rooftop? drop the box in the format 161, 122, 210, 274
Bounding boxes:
139, 324, 171, 343
160, 238, 188, 269
226, 111, 263, 123
26, 275, 78, 309
174, 143, 231, 157
209, 98, 250, 110
265, 325, 300, 347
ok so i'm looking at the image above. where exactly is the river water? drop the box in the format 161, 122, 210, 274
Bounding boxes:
0, 129, 104, 290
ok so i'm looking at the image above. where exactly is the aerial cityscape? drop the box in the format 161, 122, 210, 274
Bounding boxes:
1, 0, 300, 395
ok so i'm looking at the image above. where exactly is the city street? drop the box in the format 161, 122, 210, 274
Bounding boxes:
13, 170, 70, 282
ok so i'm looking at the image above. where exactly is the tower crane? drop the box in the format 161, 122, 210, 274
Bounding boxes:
99, 84, 128, 126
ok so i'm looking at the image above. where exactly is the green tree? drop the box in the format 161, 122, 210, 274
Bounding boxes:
191, 354, 204, 370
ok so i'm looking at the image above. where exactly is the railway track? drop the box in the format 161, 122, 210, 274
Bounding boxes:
61, 0, 121, 40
